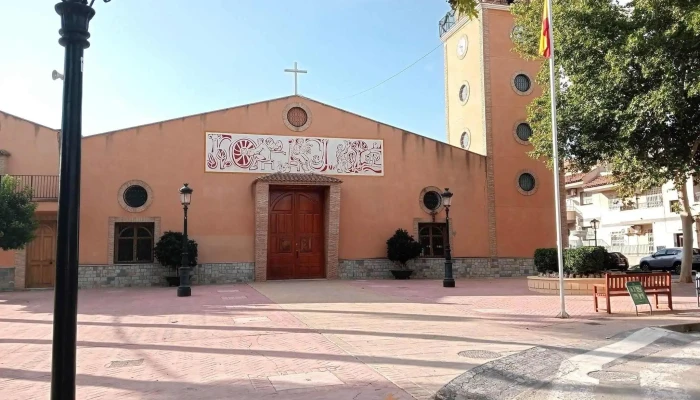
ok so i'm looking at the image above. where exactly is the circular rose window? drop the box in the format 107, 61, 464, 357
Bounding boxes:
423, 191, 442, 212
287, 107, 308, 128
123, 185, 148, 208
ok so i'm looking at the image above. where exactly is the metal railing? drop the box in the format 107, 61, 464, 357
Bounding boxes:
606, 244, 655, 256
1, 175, 59, 201
438, 10, 456, 37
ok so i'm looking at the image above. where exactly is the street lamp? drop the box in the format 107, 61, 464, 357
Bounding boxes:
442, 188, 455, 288
51, 1, 110, 398
178, 183, 193, 297
589, 218, 600, 247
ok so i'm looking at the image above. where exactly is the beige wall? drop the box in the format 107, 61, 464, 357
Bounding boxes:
80, 96, 491, 265
444, 15, 486, 155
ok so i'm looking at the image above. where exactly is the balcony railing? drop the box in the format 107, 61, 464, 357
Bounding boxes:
1, 175, 59, 201
438, 10, 456, 37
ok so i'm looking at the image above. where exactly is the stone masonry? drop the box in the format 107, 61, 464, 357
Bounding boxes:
0, 268, 15, 291
77, 263, 254, 289
196, 263, 254, 284
339, 257, 534, 280
78, 264, 170, 288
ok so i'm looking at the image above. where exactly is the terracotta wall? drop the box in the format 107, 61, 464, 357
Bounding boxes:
486, 9, 557, 256
0, 111, 59, 267
80, 96, 490, 264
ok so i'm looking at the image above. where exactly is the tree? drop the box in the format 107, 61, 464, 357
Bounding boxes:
447, 0, 479, 19
0, 176, 38, 250
511, 0, 700, 282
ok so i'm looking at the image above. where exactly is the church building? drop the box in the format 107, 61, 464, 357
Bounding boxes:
0, 2, 563, 290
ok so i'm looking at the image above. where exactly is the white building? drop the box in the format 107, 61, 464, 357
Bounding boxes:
565, 167, 700, 265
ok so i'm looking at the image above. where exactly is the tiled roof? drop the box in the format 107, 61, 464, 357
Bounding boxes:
0, 149, 10, 156
565, 173, 585, 184
254, 172, 343, 184
583, 175, 614, 188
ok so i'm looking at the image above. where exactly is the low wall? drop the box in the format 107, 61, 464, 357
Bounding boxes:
0, 267, 14, 291
339, 258, 534, 280
77, 263, 255, 289
527, 276, 605, 295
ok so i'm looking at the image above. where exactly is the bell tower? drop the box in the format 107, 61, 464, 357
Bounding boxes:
439, 0, 567, 259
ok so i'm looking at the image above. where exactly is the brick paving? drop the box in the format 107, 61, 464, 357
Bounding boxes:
1, 278, 699, 399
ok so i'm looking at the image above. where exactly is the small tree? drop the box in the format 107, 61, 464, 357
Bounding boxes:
0, 176, 38, 250
154, 231, 198, 275
387, 229, 423, 269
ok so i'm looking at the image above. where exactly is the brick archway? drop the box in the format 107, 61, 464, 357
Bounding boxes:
254, 173, 341, 281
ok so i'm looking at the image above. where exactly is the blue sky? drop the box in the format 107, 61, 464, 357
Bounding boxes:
0, 0, 452, 140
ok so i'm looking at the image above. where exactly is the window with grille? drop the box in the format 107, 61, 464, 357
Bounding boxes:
418, 223, 446, 257
640, 187, 662, 208
114, 222, 154, 264
581, 191, 593, 205
610, 232, 625, 247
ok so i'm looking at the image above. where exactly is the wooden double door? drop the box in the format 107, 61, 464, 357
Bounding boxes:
268, 189, 325, 280
26, 221, 57, 288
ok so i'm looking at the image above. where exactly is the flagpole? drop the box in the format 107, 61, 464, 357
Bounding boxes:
546, 0, 569, 319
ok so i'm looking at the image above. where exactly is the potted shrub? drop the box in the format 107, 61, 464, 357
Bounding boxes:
387, 229, 422, 279
154, 231, 198, 286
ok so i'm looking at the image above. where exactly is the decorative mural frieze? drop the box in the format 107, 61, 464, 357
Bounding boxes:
205, 132, 384, 176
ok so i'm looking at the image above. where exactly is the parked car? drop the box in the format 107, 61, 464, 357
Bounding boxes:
607, 252, 629, 270
639, 247, 700, 273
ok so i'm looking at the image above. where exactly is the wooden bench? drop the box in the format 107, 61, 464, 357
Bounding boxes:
593, 273, 672, 314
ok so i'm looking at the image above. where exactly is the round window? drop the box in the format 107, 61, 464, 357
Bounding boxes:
516, 123, 532, 142
514, 74, 532, 93
287, 107, 308, 128
518, 173, 536, 193
460, 130, 470, 150
458, 83, 470, 104
423, 191, 442, 212
123, 185, 148, 208
511, 25, 525, 43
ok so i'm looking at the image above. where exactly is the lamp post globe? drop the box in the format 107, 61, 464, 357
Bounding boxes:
177, 183, 193, 297
442, 188, 455, 288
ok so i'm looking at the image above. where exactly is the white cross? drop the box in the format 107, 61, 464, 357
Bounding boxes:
284, 62, 307, 95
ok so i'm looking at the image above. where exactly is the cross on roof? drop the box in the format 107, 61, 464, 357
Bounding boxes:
284, 62, 307, 95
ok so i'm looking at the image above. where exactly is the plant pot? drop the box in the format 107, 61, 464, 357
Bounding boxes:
165, 276, 180, 287
390, 270, 414, 280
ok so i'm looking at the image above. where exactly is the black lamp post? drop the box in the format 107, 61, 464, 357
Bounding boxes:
590, 219, 599, 247
50, 1, 108, 398
442, 188, 455, 288
178, 183, 193, 297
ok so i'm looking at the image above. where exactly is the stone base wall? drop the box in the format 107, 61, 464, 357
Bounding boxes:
196, 263, 254, 284
76, 263, 255, 289
339, 258, 534, 280
78, 264, 170, 288
0, 268, 15, 291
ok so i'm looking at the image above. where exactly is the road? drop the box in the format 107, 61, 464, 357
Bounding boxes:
436, 326, 700, 400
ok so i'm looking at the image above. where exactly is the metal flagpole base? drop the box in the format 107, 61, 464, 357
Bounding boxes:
556, 311, 570, 319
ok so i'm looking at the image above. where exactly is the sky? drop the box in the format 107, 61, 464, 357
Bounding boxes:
0, 0, 452, 140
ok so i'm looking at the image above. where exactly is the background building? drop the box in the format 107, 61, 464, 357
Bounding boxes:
565, 166, 700, 265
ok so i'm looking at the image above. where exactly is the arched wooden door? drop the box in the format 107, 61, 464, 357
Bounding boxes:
268, 189, 324, 280
26, 222, 57, 288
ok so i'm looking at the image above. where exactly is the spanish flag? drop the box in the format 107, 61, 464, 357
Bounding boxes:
539, 1, 551, 58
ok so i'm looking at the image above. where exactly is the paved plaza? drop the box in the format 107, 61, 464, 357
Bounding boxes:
1, 278, 700, 399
